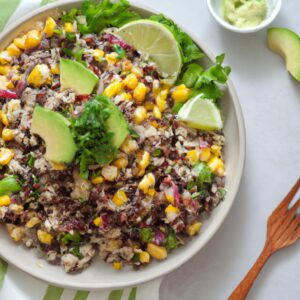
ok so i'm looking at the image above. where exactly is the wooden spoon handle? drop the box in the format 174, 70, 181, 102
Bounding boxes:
228, 245, 273, 300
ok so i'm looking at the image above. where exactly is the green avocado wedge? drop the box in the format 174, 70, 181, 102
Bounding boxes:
31, 106, 77, 163
98, 96, 129, 148
0, 176, 21, 196
60, 58, 98, 95
267, 27, 300, 82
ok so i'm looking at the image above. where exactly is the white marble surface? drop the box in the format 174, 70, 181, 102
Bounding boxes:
136, 0, 300, 299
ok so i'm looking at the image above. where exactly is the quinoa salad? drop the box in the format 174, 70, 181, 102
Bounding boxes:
0, 0, 230, 273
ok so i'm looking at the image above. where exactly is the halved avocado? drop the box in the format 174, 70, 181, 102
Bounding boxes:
99, 96, 129, 147
31, 106, 77, 163
60, 58, 98, 95
267, 27, 300, 81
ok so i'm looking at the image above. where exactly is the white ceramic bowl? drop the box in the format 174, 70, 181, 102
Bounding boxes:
0, 0, 245, 290
207, 0, 282, 33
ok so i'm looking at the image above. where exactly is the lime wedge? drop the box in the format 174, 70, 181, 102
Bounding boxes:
177, 95, 223, 130
117, 20, 182, 81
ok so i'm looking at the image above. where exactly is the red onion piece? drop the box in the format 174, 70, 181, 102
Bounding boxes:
154, 230, 165, 245
16, 80, 26, 97
0, 89, 18, 99
199, 139, 210, 149
172, 182, 181, 206
104, 33, 133, 51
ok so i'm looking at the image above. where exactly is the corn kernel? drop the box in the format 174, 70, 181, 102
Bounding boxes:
0, 111, 9, 126
152, 79, 160, 98
64, 22, 74, 33
50, 63, 60, 75
131, 66, 143, 77
122, 60, 132, 71
186, 149, 200, 165
7, 224, 24, 242
138, 151, 150, 170
26, 217, 41, 228
2, 128, 14, 141
124, 73, 138, 90
37, 230, 53, 245
112, 190, 128, 206
134, 106, 147, 124
27, 64, 51, 88
215, 165, 225, 177
93, 217, 103, 227
139, 251, 150, 263
112, 157, 128, 169
120, 92, 132, 101
147, 243, 167, 260
24, 30, 42, 50
0, 51, 12, 64
133, 82, 147, 103
153, 105, 162, 119
172, 84, 190, 102
9, 204, 23, 214
0, 195, 11, 206
51, 162, 67, 170
0, 148, 14, 165
105, 52, 119, 65
165, 204, 180, 222
165, 194, 174, 204
149, 120, 158, 128
148, 188, 156, 196
93, 49, 104, 62
92, 176, 104, 185
0, 65, 11, 75
6, 44, 21, 58
144, 101, 155, 111
200, 148, 211, 162
44, 17, 57, 37
138, 172, 155, 195
13, 36, 26, 50
113, 262, 122, 270
207, 156, 224, 174
186, 222, 202, 236
102, 165, 118, 181
103, 81, 123, 98
155, 89, 168, 112
210, 145, 222, 157
120, 137, 138, 154
6, 80, 14, 89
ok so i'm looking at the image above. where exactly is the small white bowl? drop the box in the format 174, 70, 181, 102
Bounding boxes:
207, 0, 282, 33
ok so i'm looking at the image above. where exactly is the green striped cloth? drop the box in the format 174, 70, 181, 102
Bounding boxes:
0, 0, 162, 299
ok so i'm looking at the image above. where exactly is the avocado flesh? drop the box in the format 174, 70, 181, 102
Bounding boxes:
31, 106, 77, 163
267, 27, 300, 82
99, 96, 129, 148
60, 58, 98, 95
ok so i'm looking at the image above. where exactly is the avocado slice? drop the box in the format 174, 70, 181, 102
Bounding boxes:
31, 106, 77, 163
60, 58, 98, 95
267, 27, 300, 82
99, 96, 129, 147
0, 176, 21, 196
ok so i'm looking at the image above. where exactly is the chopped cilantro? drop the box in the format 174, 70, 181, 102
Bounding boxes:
113, 44, 125, 59
139, 228, 154, 243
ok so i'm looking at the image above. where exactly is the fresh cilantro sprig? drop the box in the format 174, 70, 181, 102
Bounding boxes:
63, 0, 141, 34
180, 54, 231, 100
70, 96, 117, 179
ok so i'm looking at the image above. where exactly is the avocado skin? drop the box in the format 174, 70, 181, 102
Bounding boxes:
60, 58, 98, 95
31, 106, 77, 163
98, 96, 129, 148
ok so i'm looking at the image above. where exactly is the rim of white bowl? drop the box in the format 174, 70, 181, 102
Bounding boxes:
0, 0, 246, 290
206, 0, 282, 33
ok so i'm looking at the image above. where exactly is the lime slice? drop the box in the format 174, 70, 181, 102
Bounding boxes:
177, 95, 223, 130
117, 20, 182, 81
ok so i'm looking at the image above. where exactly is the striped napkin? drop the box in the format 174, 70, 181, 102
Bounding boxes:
0, 0, 162, 299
